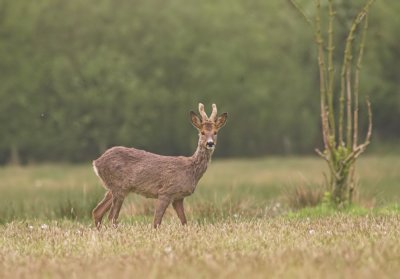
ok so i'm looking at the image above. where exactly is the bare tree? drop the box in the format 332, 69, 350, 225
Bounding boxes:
290, 0, 374, 205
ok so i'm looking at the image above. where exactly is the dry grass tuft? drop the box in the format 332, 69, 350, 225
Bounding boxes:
285, 183, 325, 209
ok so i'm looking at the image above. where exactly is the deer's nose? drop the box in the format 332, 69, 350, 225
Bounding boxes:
206, 140, 215, 148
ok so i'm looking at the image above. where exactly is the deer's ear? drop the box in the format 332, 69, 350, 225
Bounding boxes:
215, 112, 228, 129
190, 111, 202, 129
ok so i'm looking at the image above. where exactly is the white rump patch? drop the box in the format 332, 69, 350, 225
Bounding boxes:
92, 161, 99, 177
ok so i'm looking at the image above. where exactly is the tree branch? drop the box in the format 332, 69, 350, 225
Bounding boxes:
288, 0, 313, 27
327, 0, 336, 137
353, 14, 369, 149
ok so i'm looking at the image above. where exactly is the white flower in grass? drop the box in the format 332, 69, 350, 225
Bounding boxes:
309, 229, 315, 235
164, 246, 172, 254
41, 224, 49, 230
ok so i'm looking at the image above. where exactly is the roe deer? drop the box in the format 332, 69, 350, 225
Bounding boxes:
92, 103, 228, 228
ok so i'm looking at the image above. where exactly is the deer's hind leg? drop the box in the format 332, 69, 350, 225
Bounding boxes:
172, 199, 187, 225
108, 192, 126, 227
92, 191, 113, 229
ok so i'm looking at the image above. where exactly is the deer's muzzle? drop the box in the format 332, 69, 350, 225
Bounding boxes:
206, 140, 215, 149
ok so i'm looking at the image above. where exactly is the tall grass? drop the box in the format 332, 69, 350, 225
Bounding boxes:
0, 165, 104, 222
0, 156, 399, 223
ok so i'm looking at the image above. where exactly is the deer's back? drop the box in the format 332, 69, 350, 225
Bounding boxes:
93, 146, 195, 199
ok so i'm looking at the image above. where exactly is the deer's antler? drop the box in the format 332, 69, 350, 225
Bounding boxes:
198, 103, 208, 121
210, 104, 218, 121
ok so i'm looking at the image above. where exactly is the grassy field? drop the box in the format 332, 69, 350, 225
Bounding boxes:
1, 156, 400, 278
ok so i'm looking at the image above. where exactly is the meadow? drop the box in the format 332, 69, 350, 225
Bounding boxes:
1, 156, 400, 278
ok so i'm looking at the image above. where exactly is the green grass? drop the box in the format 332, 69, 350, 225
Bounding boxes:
0, 156, 400, 278
0, 156, 399, 223
0, 165, 104, 222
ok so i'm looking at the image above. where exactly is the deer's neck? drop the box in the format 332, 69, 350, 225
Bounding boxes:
191, 142, 213, 183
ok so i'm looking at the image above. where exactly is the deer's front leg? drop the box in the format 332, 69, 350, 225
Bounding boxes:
172, 199, 187, 225
153, 197, 171, 228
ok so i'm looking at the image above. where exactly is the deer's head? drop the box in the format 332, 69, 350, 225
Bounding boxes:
190, 103, 228, 151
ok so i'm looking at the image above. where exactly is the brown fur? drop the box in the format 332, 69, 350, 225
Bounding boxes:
92, 103, 228, 229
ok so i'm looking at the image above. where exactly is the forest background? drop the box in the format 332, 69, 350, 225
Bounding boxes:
0, 0, 398, 164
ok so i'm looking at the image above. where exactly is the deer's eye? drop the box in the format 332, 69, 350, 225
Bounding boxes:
214, 131, 217, 135
201, 131, 205, 135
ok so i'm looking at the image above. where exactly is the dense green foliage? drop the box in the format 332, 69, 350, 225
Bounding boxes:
0, 0, 398, 163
